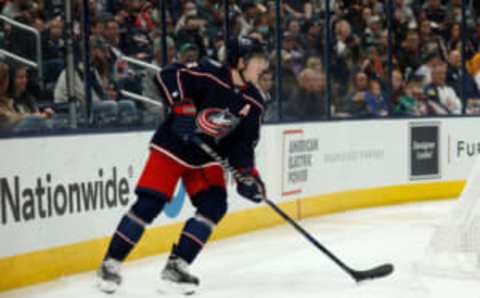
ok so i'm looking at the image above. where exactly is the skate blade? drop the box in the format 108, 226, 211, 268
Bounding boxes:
158, 278, 198, 296
96, 278, 119, 294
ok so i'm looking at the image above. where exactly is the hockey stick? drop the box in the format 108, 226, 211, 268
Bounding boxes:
189, 136, 394, 283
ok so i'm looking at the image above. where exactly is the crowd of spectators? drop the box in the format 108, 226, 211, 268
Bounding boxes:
1, 0, 480, 132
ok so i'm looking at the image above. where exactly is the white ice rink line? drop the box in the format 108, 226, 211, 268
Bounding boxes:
2, 200, 480, 298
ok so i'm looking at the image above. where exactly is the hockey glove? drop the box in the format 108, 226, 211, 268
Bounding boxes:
236, 169, 266, 203
171, 102, 197, 141
171, 115, 197, 141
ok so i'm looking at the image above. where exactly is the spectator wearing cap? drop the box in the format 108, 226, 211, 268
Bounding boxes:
424, 63, 463, 114
177, 43, 199, 64
175, 15, 207, 58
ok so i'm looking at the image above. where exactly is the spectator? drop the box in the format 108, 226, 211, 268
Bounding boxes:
54, 36, 111, 104
424, 63, 463, 114
8, 65, 52, 116
103, 17, 121, 50
175, 15, 207, 58
152, 36, 176, 67
362, 15, 383, 49
336, 71, 370, 118
305, 56, 322, 72
416, 52, 443, 86
423, 0, 447, 24
0, 63, 23, 130
1, 0, 33, 19
393, 0, 415, 29
364, 80, 389, 117
258, 70, 278, 122
117, 1, 153, 58
283, 0, 313, 20
281, 31, 305, 76
42, 17, 65, 87
418, 19, 445, 56
333, 19, 361, 83
284, 69, 327, 120
42, 17, 65, 60
0, 63, 49, 131
397, 30, 422, 74
391, 69, 405, 105
447, 49, 480, 100
300, 20, 323, 59
176, 43, 199, 64
395, 77, 448, 116
43, 0, 64, 20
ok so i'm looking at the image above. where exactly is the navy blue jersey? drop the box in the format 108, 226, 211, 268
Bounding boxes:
151, 58, 265, 169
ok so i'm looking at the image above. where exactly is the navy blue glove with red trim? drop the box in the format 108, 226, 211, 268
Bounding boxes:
236, 169, 266, 203
171, 102, 197, 141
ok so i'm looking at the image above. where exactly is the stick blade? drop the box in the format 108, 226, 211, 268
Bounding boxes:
353, 263, 394, 283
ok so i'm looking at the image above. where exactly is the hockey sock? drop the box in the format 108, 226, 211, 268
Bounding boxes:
106, 212, 146, 261
106, 194, 165, 261
174, 214, 215, 264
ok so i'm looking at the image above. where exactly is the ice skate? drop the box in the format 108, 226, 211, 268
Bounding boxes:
96, 258, 122, 294
160, 254, 199, 295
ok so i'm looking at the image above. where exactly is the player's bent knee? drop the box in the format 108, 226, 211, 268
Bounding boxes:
192, 187, 227, 224
130, 191, 167, 224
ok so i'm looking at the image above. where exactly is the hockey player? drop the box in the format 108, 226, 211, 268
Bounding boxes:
97, 36, 269, 295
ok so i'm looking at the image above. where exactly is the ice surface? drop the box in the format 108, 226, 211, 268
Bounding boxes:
2, 200, 480, 298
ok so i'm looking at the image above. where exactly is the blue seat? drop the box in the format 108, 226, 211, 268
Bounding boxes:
117, 100, 139, 126
92, 100, 118, 128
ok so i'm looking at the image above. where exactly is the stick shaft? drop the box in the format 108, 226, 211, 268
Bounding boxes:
189, 136, 357, 280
